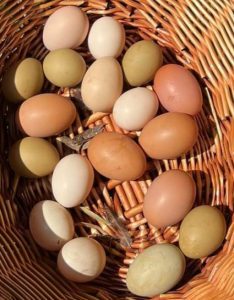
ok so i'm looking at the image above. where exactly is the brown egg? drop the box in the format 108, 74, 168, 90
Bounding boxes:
17, 93, 76, 137
9, 137, 60, 178
143, 170, 196, 228
179, 205, 226, 259
139, 112, 198, 159
87, 132, 146, 181
154, 64, 203, 115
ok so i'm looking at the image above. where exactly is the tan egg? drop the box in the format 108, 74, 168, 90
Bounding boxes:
57, 237, 106, 282
81, 57, 123, 112
43, 49, 86, 87
17, 93, 76, 137
43, 6, 89, 50
126, 243, 186, 297
2, 58, 44, 103
143, 170, 196, 228
87, 132, 146, 181
9, 137, 60, 178
139, 112, 198, 159
179, 205, 226, 259
122, 40, 163, 86
29, 200, 74, 251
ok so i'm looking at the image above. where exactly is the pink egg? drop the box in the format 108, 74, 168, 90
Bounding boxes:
143, 170, 196, 228
154, 64, 203, 115
43, 6, 89, 51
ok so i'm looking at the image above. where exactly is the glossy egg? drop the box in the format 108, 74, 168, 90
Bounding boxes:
52, 154, 94, 208
2, 58, 44, 103
29, 200, 74, 251
17, 93, 76, 137
88, 17, 125, 59
179, 205, 226, 259
43, 6, 89, 50
87, 132, 146, 181
81, 57, 123, 112
9, 137, 59, 178
126, 243, 186, 297
122, 40, 163, 86
113, 87, 159, 131
139, 112, 198, 159
154, 64, 203, 115
57, 237, 106, 282
43, 49, 86, 87
143, 170, 196, 228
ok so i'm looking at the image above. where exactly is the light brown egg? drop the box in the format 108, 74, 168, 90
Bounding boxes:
2, 58, 44, 103
81, 57, 123, 112
9, 137, 60, 178
126, 243, 186, 297
154, 64, 203, 115
139, 112, 198, 159
29, 200, 74, 251
57, 237, 106, 282
43, 49, 86, 87
87, 132, 147, 181
17, 93, 76, 137
143, 170, 196, 228
179, 205, 226, 259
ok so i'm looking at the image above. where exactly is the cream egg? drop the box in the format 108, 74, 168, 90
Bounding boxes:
52, 154, 94, 208
88, 16, 125, 58
29, 200, 74, 251
57, 237, 106, 282
113, 87, 159, 131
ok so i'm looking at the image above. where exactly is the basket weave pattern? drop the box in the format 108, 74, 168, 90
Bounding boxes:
0, 0, 234, 299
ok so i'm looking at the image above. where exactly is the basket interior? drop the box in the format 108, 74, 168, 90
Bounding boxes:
0, 1, 234, 300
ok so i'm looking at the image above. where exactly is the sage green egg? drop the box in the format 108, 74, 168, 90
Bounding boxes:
9, 137, 60, 178
179, 205, 226, 259
122, 40, 163, 86
126, 243, 186, 297
43, 49, 86, 87
2, 58, 44, 103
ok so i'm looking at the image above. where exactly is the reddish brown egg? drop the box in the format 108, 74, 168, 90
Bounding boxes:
143, 170, 196, 228
17, 93, 76, 137
87, 132, 147, 181
139, 112, 198, 159
154, 64, 203, 115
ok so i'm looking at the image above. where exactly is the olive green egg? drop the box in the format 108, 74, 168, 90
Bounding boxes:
179, 205, 226, 259
9, 137, 60, 178
122, 40, 163, 86
2, 58, 44, 103
43, 48, 86, 87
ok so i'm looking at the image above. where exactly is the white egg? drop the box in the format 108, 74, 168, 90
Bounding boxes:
52, 154, 94, 208
29, 200, 74, 251
113, 87, 159, 131
57, 237, 106, 282
88, 17, 125, 59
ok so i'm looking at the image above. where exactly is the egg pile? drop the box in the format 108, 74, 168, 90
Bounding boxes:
2, 6, 227, 297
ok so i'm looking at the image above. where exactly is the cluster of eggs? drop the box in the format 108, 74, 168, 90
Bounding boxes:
1, 5, 227, 298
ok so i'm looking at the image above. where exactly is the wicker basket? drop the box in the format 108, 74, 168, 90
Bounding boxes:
1, 0, 234, 299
